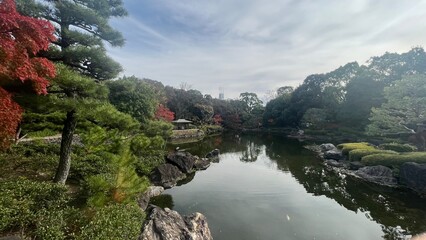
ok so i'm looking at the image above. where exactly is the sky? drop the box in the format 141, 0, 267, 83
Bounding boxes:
107, 0, 426, 100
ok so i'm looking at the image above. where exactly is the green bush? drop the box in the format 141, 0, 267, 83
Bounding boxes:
361, 152, 426, 168
71, 152, 113, 181
77, 203, 144, 240
349, 149, 398, 162
34, 208, 67, 240
379, 143, 417, 152
142, 120, 173, 139
134, 154, 165, 176
0, 179, 68, 233
337, 142, 376, 155
200, 125, 223, 134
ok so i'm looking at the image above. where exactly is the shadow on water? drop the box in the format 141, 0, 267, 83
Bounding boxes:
164, 133, 426, 238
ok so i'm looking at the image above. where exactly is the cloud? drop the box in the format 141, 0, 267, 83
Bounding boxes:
107, 0, 426, 99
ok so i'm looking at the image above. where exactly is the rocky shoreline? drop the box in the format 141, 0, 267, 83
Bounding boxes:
137, 149, 220, 240
306, 143, 426, 196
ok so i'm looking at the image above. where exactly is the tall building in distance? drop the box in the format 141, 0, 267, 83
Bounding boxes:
219, 87, 224, 100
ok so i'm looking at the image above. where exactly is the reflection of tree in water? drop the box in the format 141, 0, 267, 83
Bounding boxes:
261, 135, 426, 238
240, 141, 262, 162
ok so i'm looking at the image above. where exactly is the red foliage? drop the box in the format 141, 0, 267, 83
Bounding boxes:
213, 114, 223, 125
155, 104, 175, 122
0, 88, 22, 148
0, 0, 56, 149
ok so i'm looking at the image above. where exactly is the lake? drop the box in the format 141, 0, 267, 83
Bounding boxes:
153, 134, 426, 240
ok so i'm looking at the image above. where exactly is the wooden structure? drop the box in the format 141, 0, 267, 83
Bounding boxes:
172, 119, 192, 130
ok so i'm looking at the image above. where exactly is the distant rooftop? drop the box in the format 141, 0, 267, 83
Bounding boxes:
172, 119, 192, 123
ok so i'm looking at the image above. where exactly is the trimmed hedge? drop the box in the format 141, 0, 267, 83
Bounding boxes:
77, 204, 144, 240
0, 179, 68, 234
337, 142, 376, 155
379, 143, 417, 152
361, 152, 426, 168
348, 149, 398, 162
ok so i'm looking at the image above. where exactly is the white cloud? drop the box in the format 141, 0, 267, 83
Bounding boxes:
107, 0, 426, 99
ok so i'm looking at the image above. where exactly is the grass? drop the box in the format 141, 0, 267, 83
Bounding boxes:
361, 152, 426, 168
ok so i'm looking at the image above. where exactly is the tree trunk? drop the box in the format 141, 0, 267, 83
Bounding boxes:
15, 124, 21, 143
54, 110, 77, 184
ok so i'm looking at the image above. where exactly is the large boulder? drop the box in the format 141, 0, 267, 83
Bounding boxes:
140, 206, 213, 240
355, 166, 397, 186
325, 159, 345, 168
193, 157, 211, 170
150, 164, 186, 188
167, 151, 197, 173
138, 186, 165, 211
205, 149, 220, 161
324, 150, 343, 161
319, 143, 337, 152
349, 161, 365, 170
400, 162, 426, 194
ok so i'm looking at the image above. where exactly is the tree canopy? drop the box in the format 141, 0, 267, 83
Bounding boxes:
0, 0, 56, 149
17, 0, 127, 80
367, 74, 426, 135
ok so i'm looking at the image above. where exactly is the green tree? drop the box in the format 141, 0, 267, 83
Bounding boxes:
107, 76, 157, 124
239, 92, 263, 113
17, 0, 127, 184
367, 74, 426, 136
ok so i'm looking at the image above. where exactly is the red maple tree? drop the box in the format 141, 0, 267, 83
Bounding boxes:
213, 114, 223, 125
155, 104, 175, 122
0, 0, 56, 149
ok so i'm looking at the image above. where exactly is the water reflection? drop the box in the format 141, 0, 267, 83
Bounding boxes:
165, 134, 426, 239
240, 140, 262, 162
262, 135, 426, 237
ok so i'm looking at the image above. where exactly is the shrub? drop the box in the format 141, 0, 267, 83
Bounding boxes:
337, 142, 376, 155
71, 152, 113, 181
200, 125, 223, 134
0, 179, 68, 233
134, 154, 165, 176
349, 149, 398, 162
34, 208, 67, 240
77, 203, 144, 240
379, 143, 417, 152
361, 152, 426, 168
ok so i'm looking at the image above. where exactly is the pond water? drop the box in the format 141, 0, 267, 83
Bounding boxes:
154, 134, 426, 240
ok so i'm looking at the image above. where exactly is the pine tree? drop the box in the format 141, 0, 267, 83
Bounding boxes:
17, 0, 127, 183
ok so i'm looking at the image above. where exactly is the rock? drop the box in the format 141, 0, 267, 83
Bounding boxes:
349, 161, 365, 170
194, 158, 210, 170
184, 213, 213, 240
150, 164, 186, 189
355, 166, 397, 186
325, 159, 344, 168
324, 150, 343, 161
167, 151, 196, 173
319, 143, 337, 152
140, 206, 213, 240
138, 186, 165, 211
205, 149, 220, 160
400, 162, 426, 194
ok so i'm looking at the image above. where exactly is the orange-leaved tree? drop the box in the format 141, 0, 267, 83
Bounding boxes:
0, 0, 55, 149
155, 104, 175, 122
